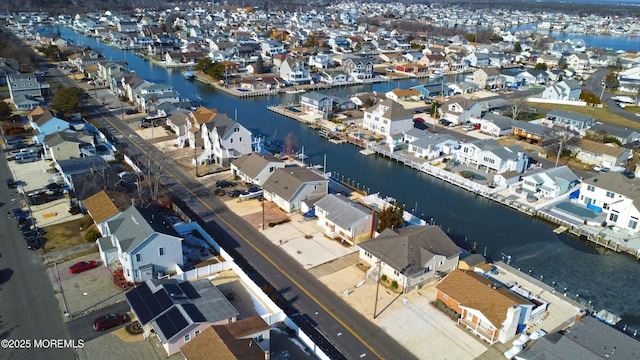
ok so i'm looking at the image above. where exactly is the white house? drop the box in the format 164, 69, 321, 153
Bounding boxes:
359, 225, 461, 293
521, 165, 580, 200
96, 206, 184, 284
540, 79, 582, 101
455, 138, 529, 174
480, 113, 514, 138
439, 98, 484, 125
262, 167, 328, 213
362, 99, 414, 141
407, 133, 460, 160
230, 153, 285, 186
280, 58, 311, 84
314, 194, 373, 246
579, 172, 640, 234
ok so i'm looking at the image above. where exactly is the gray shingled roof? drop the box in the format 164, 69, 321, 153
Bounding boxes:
231, 153, 284, 179
548, 108, 594, 124
410, 133, 458, 149
314, 194, 371, 229
518, 316, 640, 360
359, 225, 461, 275
262, 167, 326, 201
107, 206, 180, 253
482, 112, 514, 130
583, 172, 640, 210
371, 99, 413, 121
203, 112, 237, 138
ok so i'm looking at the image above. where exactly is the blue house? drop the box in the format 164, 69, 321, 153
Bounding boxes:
411, 83, 453, 99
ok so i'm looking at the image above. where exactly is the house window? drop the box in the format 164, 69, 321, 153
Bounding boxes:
184, 333, 191, 342
442, 293, 449, 299
239, 137, 242, 142
629, 218, 638, 230
606, 191, 615, 199
136, 253, 141, 262
230, 138, 233, 143
126, 269, 130, 277
466, 312, 473, 321
195, 330, 201, 336
269, 166, 275, 172
587, 185, 595, 192
393, 270, 400, 276
159, 247, 165, 256
609, 212, 619, 223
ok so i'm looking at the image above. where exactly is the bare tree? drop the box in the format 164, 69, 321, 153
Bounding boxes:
545, 127, 580, 167
283, 132, 298, 156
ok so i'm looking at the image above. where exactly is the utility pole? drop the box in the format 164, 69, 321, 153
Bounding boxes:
194, 132, 199, 177
373, 259, 382, 319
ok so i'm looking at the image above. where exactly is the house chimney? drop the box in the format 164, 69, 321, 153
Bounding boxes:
264, 350, 270, 360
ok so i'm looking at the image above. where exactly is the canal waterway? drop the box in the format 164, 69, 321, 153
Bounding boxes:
55, 26, 640, 334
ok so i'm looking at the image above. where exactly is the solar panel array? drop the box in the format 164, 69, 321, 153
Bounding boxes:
125, 283, 174, 324
154, 307, 189, 340
178, 281, 201, 299
181, 303, 206, 323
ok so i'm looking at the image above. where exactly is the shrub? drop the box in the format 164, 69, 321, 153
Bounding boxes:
84, 228, 100, 242
380, 274, 387, 282
391, 280, 398, 289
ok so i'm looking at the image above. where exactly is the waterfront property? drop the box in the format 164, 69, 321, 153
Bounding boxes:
359, 225, 460, 293
262, 167, 329, 213
436, 270, 535, 345
230, 153, 286, 186
314, 193, 374, 246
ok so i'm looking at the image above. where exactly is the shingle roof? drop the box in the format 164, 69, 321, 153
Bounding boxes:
231, 153, 284, 179
314, 194, 371, 229
359, 225, 460, 276
107, 206, 180, 253
370, 99, 413, 121
518, 316, 640, 360
583, 172, 640, 209
436, 270, 531, 328
82, 190, 131, 225
262, 167, 327, 201
574, 139, 628, 157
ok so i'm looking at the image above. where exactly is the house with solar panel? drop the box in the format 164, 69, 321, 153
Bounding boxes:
125, 278, 239, 356
96, 206, 184, 283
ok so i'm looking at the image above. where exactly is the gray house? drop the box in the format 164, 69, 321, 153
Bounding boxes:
300, 91, 333, 119
125, 279, 239, 356
262, 167, 328, 213
230, 153, 285, 186
314, 194, 374, 246
44, 130, 96, 161
546, 109, 594, 134
358, 225, 461, 293
97, 206, 183, 284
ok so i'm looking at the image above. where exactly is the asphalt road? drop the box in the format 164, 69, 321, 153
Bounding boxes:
47, 66, 417, 359
0, 157, 77, 360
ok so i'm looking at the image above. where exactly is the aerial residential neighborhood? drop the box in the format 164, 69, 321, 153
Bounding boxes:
2, 1, 640, 360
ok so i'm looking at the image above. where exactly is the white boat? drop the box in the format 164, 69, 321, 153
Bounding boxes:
285, 88, 306, 94
428, 70, 444, 79
239, 187, 263, 199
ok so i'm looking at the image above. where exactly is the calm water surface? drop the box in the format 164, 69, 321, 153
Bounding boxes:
56, 26, 640, 334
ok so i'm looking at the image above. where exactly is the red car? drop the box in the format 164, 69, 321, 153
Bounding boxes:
93, 313, 128, 331
69, 261, 98, 274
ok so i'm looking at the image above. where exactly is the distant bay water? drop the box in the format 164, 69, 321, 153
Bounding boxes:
507, 24, 640, 52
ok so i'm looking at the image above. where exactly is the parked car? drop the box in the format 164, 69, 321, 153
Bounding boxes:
215, 180, 235, 188
414, 117, 425, 123
93, 313, 128, 331
439, 119, 452, 126
239, 187, 263, 199
463, 125, 474, 131
26, 236, 45, 250
227, 189, 243, 198
5, 178, 17, 188
70, 260, 99, 274
13, 208, 28, 220
22, 228, 46, 237
125, 109, 138, 115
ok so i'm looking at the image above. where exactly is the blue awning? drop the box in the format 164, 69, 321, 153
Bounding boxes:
303, 208, 316, 218
569, 189, 580, 199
